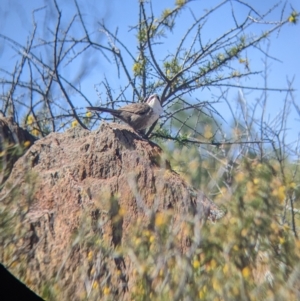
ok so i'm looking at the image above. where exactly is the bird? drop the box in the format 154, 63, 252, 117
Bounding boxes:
86, 94, 163, 131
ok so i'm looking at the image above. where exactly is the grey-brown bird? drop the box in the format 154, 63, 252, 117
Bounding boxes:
87, 94, 162, 131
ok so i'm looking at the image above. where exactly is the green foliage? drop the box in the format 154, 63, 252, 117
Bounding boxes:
116, 158, 299, 301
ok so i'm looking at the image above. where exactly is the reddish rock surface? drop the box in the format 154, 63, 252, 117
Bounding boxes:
1, 122, 223, 300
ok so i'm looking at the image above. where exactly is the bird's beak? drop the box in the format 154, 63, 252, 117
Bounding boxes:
145, 94, 160, 104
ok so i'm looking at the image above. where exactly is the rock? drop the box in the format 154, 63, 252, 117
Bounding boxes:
0, 122, 224, 300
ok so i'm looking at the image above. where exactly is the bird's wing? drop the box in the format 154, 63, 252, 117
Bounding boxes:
119, 103, 151, 115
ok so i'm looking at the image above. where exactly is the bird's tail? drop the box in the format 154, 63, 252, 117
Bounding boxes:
86, 107, 119, 114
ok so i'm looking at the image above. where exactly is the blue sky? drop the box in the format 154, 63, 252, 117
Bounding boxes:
1, 0, 300, 148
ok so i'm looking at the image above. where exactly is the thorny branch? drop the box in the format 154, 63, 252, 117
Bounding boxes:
0, 0, 298, 145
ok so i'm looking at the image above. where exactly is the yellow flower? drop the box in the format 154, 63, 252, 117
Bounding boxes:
86, 111, 92, 118
199, 290, 205, 299
223, 263, 229, 275
118, 207, 126, 217
90, 267, 95, 275
270, 222, 279, 233
192, 259, 200, 269
242, 267, 250, 278
233, 244, 239, 251
212, 278, 221, 291
31, 128, 40, 136
142, 230, 150, 237
23, 141, 31, 148
229, 217, 238, 225
199, 285, 207, 298
71, 120, 79, 128
241, 228, 248, 237
26, 115, 34, 125
288, 12, 298, 24
235, 172, 244, 183
206, 259, 217, 271
279, 237, 285, 245
133, 62, 143, 76
103, 286, 110, 295
87, 251, 93, 261
289, 182, 296, 189
149, 235, 155, 243
204, 125, 213, 140
134, 237, 142, 246
155, 212, 167, 227
277, 186, 286, 203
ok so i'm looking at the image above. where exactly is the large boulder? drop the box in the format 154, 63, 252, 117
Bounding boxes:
0, 123, 223, 300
